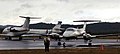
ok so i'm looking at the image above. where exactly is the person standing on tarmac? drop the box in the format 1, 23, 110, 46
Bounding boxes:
44, 36, 50, 52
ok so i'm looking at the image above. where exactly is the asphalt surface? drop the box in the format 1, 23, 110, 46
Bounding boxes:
0, 39, 120, 50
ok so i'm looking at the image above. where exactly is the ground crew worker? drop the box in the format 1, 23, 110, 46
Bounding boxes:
44, 36, 50, 52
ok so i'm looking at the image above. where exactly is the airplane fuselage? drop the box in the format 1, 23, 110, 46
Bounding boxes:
63, 28, 85, 37
2, 27, 29, 36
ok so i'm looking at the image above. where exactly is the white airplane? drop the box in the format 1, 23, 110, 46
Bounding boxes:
26, 21, 63, 39
62, 20, 102, 45
47, 21, 63, 39
0, 16, 41, 40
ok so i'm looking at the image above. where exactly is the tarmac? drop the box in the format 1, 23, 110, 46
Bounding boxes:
0, 38, 119, 50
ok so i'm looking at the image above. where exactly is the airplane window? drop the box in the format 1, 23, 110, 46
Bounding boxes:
66, 29, 74, 31
54, 29, 60, 31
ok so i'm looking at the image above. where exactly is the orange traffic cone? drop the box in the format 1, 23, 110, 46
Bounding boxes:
100, 44, 104, 51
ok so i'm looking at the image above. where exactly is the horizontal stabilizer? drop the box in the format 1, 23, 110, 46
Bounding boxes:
19, 16, 41, 19
73, 20, 101, 22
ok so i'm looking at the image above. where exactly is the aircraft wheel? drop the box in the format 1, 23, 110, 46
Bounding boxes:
88, 40, 92, 46
19, 37, 22, 40
58, 41, 61, 46
8, 37, 12, 40
5, 37, 8, 40
39, 37, 41, 39
88, 42, 92, 46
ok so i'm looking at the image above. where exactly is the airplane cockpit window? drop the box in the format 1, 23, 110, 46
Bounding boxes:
66, 29, 74, 31
54, 29, 60, 31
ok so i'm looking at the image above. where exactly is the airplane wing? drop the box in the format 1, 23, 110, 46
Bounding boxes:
92, 34, 119, 37
0, 33, 43, 37
0, 32, 60, 39
40, 33, 60, 37
21, 33, 58, 38
0, 34, 13, 37
76, 34, 119, 39
21, 33, 42, 37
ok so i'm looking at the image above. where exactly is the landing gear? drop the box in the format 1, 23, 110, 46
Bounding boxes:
5, 37, 8, 40
57, 39, 61, 46
83, 36, 92, 46
8, 37, 12, 40
5, 37, 11, 40
58, 41, 61, 46
88, 40, 92, 46
39, 37, 41, 39
19, 36, 22, 40
84, 40, 88, 43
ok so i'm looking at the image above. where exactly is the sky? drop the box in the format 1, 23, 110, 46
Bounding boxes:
0, 0, 120, 25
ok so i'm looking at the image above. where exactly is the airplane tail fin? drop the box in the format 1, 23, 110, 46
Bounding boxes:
20, 16, 30, 29
73, 20, 101, 32
19, 16, 41, 29
52, 21, 62, 33
83, 22, 87, 32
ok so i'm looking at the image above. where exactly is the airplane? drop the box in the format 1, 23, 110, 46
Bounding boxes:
26, 21, 63, 39
61, 20, 120, 46
62, 20, 102, 46
0, 16, 41, 40
47, 21, 63, 39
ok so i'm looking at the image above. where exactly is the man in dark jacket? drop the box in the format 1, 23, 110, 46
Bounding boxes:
44, 36, 50, 52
